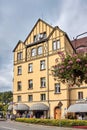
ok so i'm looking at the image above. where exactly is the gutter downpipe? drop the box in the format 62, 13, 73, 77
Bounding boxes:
46, 40, 50, 119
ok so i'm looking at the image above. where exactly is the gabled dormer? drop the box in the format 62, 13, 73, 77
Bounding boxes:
13, 40, 26, 64
24, 18, 54, 45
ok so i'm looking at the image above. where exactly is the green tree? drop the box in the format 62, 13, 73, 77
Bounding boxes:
0, 103, 4, 111
0, 91, 13, 104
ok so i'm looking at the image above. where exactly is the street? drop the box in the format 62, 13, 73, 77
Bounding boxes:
0, 120, 85, 130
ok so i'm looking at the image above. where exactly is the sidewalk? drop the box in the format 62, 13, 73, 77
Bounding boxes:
10, 120, 86, 130
0, 118, 6, 121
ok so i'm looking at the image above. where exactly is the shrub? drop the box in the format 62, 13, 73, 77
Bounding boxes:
15, 118, 87, 127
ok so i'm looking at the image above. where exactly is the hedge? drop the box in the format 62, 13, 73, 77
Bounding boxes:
15, 118, 87, 127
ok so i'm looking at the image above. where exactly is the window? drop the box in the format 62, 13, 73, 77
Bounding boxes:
17, 81, 22, 91
18, 66, 22, 75
53, 41, 56, 50
28, 95, 33, 102
41, 94, 46, 101
78, 92, 83, 99
28, 80, 33, 89
34, 35, 38, 42
17, 52, 22, 60
57, 40, 60, 49
28, 63, 33, 72
43, 32, 46, 39
17, 96, 21, 102
55, 83, 60, 93
53, 40, 60, 50
31, 48, 36, 56
40, 77, 46, 87
34, 32, 46, 42
38, 46, 42, 55
40, 60, 45, 70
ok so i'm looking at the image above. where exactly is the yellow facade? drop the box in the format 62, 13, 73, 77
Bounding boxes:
13, 19, 86, 119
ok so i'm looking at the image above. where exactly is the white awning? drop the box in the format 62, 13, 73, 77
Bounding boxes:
14, 104, 29, 111
67, 103, 87, 112
30, 103, 49, 111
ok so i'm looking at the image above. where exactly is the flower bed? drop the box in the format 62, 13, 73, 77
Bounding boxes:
73, 126, 87, 129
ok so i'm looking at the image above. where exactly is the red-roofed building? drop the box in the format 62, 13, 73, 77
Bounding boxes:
72, 36, 87, 53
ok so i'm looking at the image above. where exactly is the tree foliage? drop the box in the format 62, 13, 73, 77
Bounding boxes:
51, 51, 87, 86
0, 91, 13, 104
0, 91, 13, 113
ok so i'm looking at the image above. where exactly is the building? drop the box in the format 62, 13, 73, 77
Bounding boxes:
72, 36, 87, 53
66, 36, 87, 117
13, 18, 78, 119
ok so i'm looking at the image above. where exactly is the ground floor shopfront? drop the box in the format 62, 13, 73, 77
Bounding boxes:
8, 98, 87, 120
8, 100, 69, 119
67, 99, 87, 120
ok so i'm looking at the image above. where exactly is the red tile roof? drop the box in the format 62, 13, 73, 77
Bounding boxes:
71, 37, 87, 53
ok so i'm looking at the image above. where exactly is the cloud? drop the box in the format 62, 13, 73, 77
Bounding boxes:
0, 0, 87, 92
55, 0, 87, 39
0, 63, 13, 92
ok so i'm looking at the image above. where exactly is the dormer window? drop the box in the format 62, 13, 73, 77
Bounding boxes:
43, 32, 46, 38
34, 35, 38, 42
34, 32, 46, 42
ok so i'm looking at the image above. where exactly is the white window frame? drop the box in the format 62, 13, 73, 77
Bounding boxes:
18, 66, 22, 75
38, 46, 42, 55
53, 41, 56, 50
57, 40, 60, 49
31, 48, 36, 56
34, 32, 46, 42
28, 63, 33, 72
55, 83, 60, 93
28, 79, 33, 89
41, 77, 46, 87
53, 40, 60, 50
40, 60, 45, 70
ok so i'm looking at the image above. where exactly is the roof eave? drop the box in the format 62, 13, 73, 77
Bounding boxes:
13, 40, 24, 52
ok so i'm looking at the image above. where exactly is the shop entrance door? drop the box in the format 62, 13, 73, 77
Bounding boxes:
54, 107, 61, 119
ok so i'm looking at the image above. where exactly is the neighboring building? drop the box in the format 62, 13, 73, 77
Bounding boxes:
67, 36, 87, 114
13, 18, 87, 119
72, 36, 87, 53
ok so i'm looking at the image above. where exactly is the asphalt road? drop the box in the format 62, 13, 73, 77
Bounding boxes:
0, 120, 84, 130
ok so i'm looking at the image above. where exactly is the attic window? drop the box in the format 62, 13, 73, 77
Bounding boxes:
17, 52, 23, 61
53, 40, 60, 50
34, 32, 46, 42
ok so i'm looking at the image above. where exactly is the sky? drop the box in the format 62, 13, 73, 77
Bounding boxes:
0, 0, 87, 92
